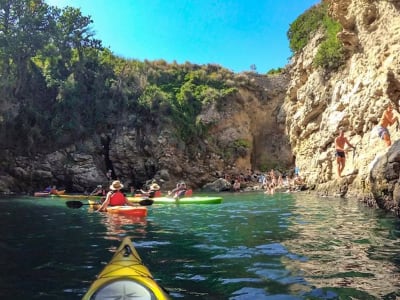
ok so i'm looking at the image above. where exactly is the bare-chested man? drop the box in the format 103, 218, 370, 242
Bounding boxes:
335, 128, 355, 177
378, 103, 398, 147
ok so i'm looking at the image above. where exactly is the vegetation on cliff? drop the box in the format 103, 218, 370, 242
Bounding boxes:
0, 0, 239, 157
287, 1, 344, 69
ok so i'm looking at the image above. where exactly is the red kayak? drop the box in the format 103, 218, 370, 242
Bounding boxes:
34, 190, 65, 197
106, 206, 147, 217
88, 200, 148, 217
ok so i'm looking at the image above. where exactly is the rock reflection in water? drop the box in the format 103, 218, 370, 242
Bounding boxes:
283, 194, 400, 298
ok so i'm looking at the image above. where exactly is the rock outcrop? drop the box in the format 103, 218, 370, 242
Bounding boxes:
283, 0, 400, 215
0, 72, 292, 193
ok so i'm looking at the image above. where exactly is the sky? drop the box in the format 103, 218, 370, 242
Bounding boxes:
45, 0, 321, 73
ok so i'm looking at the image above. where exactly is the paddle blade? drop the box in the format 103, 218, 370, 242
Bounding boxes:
139, 198, 154, 206
66, 201, 84, 209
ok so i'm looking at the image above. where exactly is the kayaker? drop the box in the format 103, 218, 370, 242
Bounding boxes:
45, 185, 58, 195
97, 180, 136, 212
147, 182, 161, 198
168, 182, 187, 199
91, 185, 106, 196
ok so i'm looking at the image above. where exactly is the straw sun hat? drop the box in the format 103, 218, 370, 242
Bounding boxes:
109, 180, 124, 191
150, 183, 160, 190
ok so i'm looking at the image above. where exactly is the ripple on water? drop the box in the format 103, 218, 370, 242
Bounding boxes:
134, 240, 171, 248
255, 243, 288, 256
230, 287, 301, 300
212, 246, 254, 259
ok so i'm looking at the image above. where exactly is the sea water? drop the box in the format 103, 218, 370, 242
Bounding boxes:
0, 192, 399, 299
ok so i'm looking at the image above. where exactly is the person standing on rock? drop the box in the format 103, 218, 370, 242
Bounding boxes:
378, 102, 398, 147
335, 127, 355, 177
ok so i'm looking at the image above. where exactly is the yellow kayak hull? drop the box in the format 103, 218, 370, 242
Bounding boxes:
83, 237, 170, 299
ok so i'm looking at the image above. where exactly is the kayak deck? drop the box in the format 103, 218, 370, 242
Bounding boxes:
34, 190, 65, 197
88, 200, 148, 216
82, 237, 170, 300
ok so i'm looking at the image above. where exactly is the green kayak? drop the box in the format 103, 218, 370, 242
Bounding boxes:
127, 196, 223, 204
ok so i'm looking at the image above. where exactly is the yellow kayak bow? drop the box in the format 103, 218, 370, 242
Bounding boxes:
83, 237, 170, 300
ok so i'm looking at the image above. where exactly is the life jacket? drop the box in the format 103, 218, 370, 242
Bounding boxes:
109, 191, 126, 206
176, 188, 187, 197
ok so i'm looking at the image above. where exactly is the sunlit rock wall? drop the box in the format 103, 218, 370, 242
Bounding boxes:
284, 0, 400, 213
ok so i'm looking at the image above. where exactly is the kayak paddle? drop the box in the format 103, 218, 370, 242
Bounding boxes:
66, 198, 154, 209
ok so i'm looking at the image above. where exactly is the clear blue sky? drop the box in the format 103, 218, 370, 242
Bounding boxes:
45, 0, 320, 73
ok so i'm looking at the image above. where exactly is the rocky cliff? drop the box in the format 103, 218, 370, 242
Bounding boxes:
2, 0, 400, 218
284, 0, 400, 215
0, 72, 293, 193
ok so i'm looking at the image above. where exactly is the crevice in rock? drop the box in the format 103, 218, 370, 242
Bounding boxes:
101, 134, 115, 180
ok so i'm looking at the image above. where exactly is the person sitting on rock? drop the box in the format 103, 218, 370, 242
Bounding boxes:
233, 179, 241, 192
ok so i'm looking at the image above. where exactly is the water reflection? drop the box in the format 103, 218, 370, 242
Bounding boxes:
91, 208, 148, 242
0, 194, 399, 299
283, 194, 400, 298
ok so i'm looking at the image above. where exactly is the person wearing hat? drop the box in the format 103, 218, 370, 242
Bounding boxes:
97, 180, 135, 212
138, 182, 161, 198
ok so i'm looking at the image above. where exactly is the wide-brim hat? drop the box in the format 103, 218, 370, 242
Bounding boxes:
110, 180, 124, 191
150, 183, 160, 190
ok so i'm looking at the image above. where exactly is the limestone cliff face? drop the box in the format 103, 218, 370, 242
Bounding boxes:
284, 0, 400, 214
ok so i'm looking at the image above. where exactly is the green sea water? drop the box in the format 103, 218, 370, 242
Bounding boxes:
0, 192, 399, 299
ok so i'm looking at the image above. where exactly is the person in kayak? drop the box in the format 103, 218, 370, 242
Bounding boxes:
91, 185, 106, 196
168, 182, 187, 199
133, 182, 161, 198
142, 182, 161, 198
97, 180, 136, 212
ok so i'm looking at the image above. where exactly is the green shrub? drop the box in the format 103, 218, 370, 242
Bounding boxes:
266, 68, 283, 75
233, 139, 250, 148
287, 4, 326, 53
288, 2, 344, 70
314, 15, 344, 69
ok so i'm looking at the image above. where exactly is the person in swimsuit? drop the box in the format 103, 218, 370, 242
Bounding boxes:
378, 103, 398, 147
335, 128, 355, 177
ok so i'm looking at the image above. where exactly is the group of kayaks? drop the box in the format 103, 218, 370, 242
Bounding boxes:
60, 193, 223, 218
34, 189, 223, 297
33, 189, 65, 197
